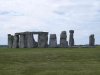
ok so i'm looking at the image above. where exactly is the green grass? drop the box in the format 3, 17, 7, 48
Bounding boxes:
0, 47, 100, 75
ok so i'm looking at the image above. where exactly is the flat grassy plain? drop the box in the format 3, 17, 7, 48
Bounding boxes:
0, 47, 100, 75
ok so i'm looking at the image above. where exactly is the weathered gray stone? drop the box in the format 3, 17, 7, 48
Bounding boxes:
15, 32, 48, 48
60, 31, 66, 39
69, 30, 74, 47
49, 34, 57, 48
38, 32, 48, 48
89, 34, 95, 46
19, 34, 25, 48
8, 34, 14, 48
60, 31, 68, 48
24, 32, 36, 48
12, 35, 19, 48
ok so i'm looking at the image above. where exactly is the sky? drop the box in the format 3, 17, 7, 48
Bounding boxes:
0, 0, 100, 45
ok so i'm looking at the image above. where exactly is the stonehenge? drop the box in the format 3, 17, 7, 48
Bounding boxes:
8, 32, 48, 48
8, 30, 95, 48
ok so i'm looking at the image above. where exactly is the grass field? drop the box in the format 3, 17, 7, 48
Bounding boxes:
0, 47, 100, 75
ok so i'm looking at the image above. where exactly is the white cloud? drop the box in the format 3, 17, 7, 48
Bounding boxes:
0, 0, 100, 45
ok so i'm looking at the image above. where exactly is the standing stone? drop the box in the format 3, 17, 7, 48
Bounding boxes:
89, 34, 95, 46
38, 32, 48, 48
49, 34, 57, 48
69, 30, 74, 47
24, 33, 27, 48
19, 34, 25, 48
25, 32, 35, 48
12, 34, 19, 48
60, 31, 68, 48
8, 34, 14, 48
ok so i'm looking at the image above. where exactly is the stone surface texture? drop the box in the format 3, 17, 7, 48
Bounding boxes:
49, 34, 57, 48
69, 30, 74, 47
89, 34, 95, 46
12, 35, 19, 48
8, 30, 96, 48
38, 32, 48, 48
8, 34, 14, 48
60, 31, 68, 48
19, 34, 25, 48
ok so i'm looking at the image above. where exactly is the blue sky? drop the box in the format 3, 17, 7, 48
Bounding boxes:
0, 0, 100, 45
